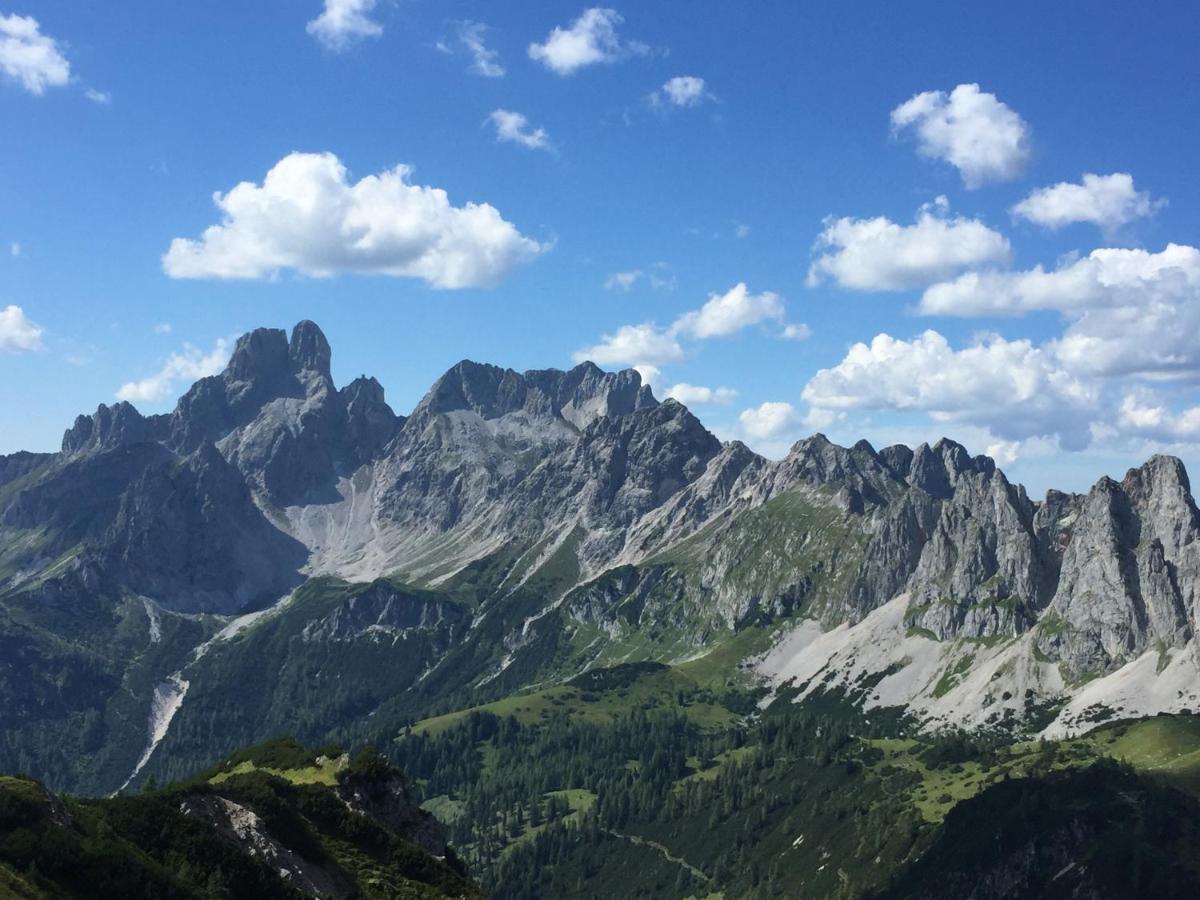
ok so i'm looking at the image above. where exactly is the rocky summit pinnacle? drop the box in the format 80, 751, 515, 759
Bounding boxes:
288, 319, 333, 380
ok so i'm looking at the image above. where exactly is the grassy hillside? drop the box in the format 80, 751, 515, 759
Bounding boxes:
0, 737, 480, 900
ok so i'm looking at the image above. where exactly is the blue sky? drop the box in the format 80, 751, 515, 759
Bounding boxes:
3, 1, 1200, 494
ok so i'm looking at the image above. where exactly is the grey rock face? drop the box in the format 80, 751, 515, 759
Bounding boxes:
98, 441, 307, 612
1039, 457, 1199, 676
62, 402, 163, 455
410, 358, 655, 430
301, 581, 466, 643
0, 450, 52, 488
904, 463, 1048, 640
3, 439, 305, 613
340, 376, 403, 461
169, 321, 401, 506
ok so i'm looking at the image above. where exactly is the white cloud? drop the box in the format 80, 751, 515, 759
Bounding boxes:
1116, 391, 1200, 443
575, 282, 791, 370
807, 200, 1011, 291
0, 14, 70, 95
306, 0, 382, 51
605, 264, 675, 291
84, 87, 111, 105
574, 322, 685, 367
734, 222, 750, 239
801, 330, 1099, 450
528, 7, 643, 75
162, 151, 544, 288
739, 401, 801, 440
0, 305, 44, 352
459, 21, 504, 77
666, 383, 737, 405
153, 322, 173, 335
605, 270, 642, 291
780, 323, 812, 341
921, 244, 1200, 317
489, 109, 552, 151
675, 282, 785, 338
652, 75, 710, 108
891, 83, 1031, 188
9, 242, 20, 257
1011, 172, 1162, 232
920, 243, 1200, 380
116, 338, 231, 403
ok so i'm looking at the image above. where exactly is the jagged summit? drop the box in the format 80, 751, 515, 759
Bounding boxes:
288, 319, 332, 378
61, 399, 153, 454
411, 357, 655, 429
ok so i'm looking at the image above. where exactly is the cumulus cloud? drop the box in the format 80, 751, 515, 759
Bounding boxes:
0, 305, 44, 352
921, 243, 1200, 380
162, 151, 544, 288
739, 401, 801, 440
666, 383, 737, 406
116, 338, 231, 403
0, 14, 70, 95
1116, 391, 1200, 443
675, 282, 786, 338
574, 322, 685, 367
574, 282, 799, 369
528, 8, 644, 75
306, 0, 382, 51
801, 330, 1099, 450
921, 244, 1200, 317
651, 75, 710, 108
891, 83, 1031, 188
814, 238, 1200, 453
459, 21, 504, 77
489, 109, 552, 151
807, 199, 1011, 291
1011, 172, 1163, 232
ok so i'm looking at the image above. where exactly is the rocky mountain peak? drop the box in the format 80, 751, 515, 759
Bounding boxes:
224, 327, 291, 386
1122, 454, 1193, 504
774, 432, 903, 509
410, 358, 656, 429
61, 401, 153, 455
905, 439, 994, 498
287, 319, 332, 381
539, 361, 657, 428
341, 375, 402, 458
878, 443, 915, 479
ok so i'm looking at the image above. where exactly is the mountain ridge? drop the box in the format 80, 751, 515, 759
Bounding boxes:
4, 319, 1200, 799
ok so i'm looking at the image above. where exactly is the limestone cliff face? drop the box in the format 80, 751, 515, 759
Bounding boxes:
1036, 457, 1199, 675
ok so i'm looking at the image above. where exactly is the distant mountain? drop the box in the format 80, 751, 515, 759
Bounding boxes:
3, 318, 1200, 802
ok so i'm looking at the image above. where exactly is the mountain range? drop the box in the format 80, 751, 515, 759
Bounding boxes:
5, 320, 1200, 896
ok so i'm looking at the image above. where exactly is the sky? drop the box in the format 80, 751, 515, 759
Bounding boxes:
3, 1, 1200, 495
